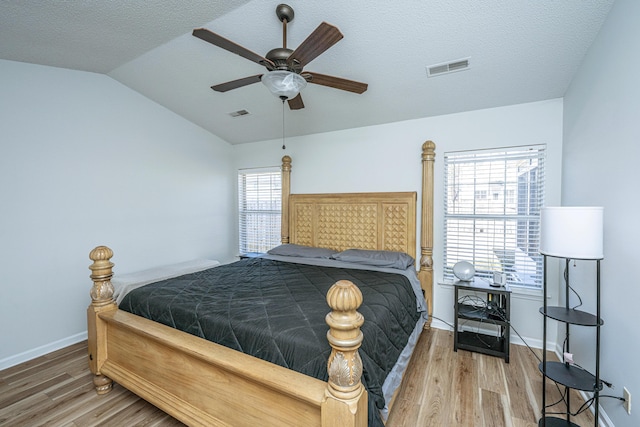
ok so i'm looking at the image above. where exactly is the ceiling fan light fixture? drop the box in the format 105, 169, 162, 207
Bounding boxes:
262, 70, 307, 99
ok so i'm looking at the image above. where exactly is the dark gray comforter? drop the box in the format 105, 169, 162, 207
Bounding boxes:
120, 257, 422, 426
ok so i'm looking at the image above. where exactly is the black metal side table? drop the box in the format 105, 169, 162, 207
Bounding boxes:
453, 279, 511, 363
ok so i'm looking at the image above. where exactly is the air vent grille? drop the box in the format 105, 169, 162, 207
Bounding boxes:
426, 58, 470, 77
229, 109, 250, 117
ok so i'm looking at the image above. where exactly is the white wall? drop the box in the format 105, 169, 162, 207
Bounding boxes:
562, 0, 640, 425
234, 98, 564, 347
0, 59, 236, 367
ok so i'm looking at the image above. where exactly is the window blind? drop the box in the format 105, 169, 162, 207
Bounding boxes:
238, 168, 282, 255
443, 145, 546, 288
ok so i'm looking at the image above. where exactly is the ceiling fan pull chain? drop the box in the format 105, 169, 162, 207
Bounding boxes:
282, 98, 286, 150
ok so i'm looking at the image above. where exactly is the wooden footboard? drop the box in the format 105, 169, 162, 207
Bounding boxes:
87, 247, 367, 427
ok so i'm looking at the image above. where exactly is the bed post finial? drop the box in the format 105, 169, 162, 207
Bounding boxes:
87, 245, 117, 394
281, 155, 292, 244
89, 246, 115, 305
420, 141, 436, 323
323, 280, 367, 425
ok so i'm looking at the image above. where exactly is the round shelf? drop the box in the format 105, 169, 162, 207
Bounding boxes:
539, 361, 603, 392
539, 306, 603, 326
538, 416, 581, 427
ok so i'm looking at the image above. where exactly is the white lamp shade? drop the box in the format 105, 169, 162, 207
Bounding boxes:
540, 207, 604, 259
261, 71, 307, 99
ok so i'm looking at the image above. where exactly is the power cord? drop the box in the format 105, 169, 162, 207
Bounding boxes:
545, 394, 625, 417
455, 294, 506, 349
491, 302, 624, 416
427, 314, 455, 330
564, 264, 583, 310
446, 285, 627, 416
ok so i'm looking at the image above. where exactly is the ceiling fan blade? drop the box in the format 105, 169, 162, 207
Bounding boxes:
193, 28, 275, 68
211, 74, 263, 92
288, 22, 343, 68
304, 72, 368, 94
287, 94, 305, 110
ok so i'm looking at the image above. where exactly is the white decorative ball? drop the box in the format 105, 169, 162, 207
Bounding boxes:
453, 261, 475, 281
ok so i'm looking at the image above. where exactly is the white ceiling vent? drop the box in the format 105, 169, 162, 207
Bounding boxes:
229, 109, 250, 117
426, 58, 470, 77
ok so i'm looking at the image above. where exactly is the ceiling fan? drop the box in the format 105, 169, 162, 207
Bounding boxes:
192, 3, 368, 110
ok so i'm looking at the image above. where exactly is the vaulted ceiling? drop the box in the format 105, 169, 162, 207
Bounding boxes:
0, 1, 614, 144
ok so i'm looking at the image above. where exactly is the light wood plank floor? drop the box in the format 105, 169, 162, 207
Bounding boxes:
386, 329, 595, 427
0, 329, 594, 426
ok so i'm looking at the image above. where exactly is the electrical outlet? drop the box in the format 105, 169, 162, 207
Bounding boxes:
623, 387, 631, 415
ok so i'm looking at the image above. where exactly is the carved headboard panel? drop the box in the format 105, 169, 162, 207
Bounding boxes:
288, 192, 417, 259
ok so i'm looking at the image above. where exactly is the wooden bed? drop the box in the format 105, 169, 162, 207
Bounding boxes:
87, 141, 435, 426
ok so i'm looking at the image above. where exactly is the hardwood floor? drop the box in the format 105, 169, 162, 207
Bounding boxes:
386, 329, 595, 427
0, 329, 595, 426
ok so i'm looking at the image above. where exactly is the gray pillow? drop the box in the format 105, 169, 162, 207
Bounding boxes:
267, 244, 337, 259
332, 249, 415, 270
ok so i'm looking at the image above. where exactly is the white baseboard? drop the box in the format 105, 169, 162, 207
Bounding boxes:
579, 390, 615, 427
0, 331, 88, 371
429, 318, 452, 331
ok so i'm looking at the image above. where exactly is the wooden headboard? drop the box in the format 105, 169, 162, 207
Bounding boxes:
287, 192, 417, 259
279, 141, 436, 319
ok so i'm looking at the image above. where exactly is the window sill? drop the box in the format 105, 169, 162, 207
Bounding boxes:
438, 280, 544, 301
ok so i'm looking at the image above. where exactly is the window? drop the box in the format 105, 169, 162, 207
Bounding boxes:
443, 145, 546, 288
238, 168, 281, 255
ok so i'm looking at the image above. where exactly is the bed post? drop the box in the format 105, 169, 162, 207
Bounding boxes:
420, 141, 436, 324
323, 280, 367, 427
87, 245, 117, 394
281, 155, 292, 244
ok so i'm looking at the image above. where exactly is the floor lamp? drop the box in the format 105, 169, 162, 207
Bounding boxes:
539, 206, 604, 427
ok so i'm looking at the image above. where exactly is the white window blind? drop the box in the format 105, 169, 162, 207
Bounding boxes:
238, 168, 281, 255
443, 145, 546, 288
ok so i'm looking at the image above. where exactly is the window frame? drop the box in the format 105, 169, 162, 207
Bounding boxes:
237, 167, 282, 255
442, 145, 546, 289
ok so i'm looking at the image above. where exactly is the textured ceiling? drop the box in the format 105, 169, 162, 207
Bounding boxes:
0, 0, 251, 73
0, 0, 615, 144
